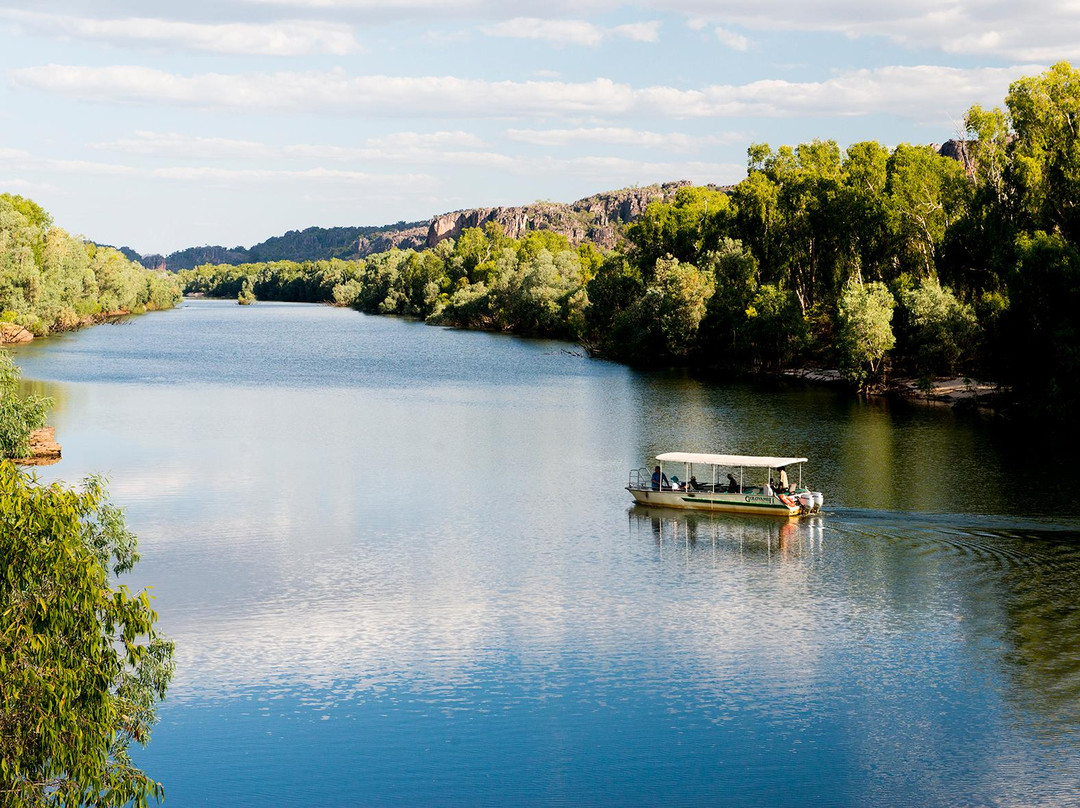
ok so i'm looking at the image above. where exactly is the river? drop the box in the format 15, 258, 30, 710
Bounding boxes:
11, 298, 1080, 806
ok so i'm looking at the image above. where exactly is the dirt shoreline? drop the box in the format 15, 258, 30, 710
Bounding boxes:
781, 367, 1003, 408
11, 427, 62, 466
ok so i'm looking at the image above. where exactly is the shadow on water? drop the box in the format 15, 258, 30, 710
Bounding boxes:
629, 503, 1080, 745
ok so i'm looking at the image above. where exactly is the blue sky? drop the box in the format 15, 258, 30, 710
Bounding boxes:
0, 1, 1066, 254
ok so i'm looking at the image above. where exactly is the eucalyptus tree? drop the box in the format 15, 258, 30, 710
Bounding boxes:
836, 279, 896, 389
1, 465, 174, 807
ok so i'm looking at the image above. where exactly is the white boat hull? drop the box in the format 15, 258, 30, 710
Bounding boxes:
627, 486, 807, 517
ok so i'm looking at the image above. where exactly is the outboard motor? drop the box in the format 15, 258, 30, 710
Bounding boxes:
812, 492, 823, 511
797, 491, 814, 511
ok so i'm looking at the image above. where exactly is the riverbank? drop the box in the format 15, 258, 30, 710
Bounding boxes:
12, 427, 62, 466
0, 306, 176, 346
782, 367, 1003, 409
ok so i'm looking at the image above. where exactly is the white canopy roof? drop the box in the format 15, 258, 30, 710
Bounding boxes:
656, 452, 807, 468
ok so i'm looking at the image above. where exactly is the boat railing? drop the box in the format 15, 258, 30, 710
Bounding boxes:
628, 467, 651, 490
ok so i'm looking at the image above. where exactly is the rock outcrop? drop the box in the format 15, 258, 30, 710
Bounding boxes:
0, 323, 33, 344
425, 181, 703, 250
144, 181, 723, 270
13, 427, 61, 466
935, 139, 976, 178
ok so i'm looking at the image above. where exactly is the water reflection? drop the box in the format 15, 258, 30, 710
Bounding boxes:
630, 505, 825, 564
629, 505, 1080, 748
10, 299, 1080, 806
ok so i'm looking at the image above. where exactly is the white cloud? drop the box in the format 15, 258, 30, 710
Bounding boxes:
12, 131, 740, 192
0, 9, 359, 56
505, 126, 740, 150
0, 146, 435, 188
613, 21, 662, 42
525, 154, 744, 185
92, 130, 511, 168
12, 63, 1036, 122
647, 0, 1080, 61
240, 0, 621, 15
482, 17, 660, 46
0, 177, 56, 195
714, 26, 750, 51
483, 18, 604, 46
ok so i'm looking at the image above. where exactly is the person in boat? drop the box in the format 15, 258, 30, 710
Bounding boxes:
687, 475, 703, 491
651, 466, 669, 491
777, 466, 789, 493
726, 473, 740, 493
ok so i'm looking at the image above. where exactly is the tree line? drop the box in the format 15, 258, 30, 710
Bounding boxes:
0, 197, 178, 803
180, 62, 1080, 421
0, 194, 181, 337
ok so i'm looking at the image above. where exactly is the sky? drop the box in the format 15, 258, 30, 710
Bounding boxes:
0, 1, 1071, 255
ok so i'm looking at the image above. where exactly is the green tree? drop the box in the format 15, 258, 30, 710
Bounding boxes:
743, 284, 805, 369
0, 352, 50, 460
1005, 61, 1080, 241
836, 279, 896, 389
894, 276, 978, 378
1005, 231, 1080, 419
237, 276, 256, 305
698, 238, 759, 361
609, 257, 714, 362
625, 186, 732, 271
0, 464, 174, 807
885, 144, 970, 278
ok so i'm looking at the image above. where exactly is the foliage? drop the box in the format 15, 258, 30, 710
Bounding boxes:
744, 284, 805, 370
0, 196, 181, 336
0, 352, 50, 459
237, 277, 256, 305
836, 280, 896, 389
894, 276, 979, 378
0, 464, 174, 807
1003, 231, 1080, 419
606, 257, 714, 362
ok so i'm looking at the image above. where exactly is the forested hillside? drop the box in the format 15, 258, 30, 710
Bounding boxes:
0, 194, 181, 337
143, 183, 694, 271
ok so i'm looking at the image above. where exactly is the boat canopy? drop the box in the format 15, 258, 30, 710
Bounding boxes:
656, 452, 808, 468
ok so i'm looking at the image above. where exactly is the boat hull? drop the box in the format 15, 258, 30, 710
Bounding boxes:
626, 487, 804, 517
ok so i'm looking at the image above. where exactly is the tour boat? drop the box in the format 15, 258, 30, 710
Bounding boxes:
627, 451, 824, 517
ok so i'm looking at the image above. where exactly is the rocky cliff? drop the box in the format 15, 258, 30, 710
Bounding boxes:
425, 181, 698, 250
144, 182, 704, 270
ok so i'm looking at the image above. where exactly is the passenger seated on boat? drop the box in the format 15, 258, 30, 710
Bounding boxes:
688, 476, 704, 491
670, 476, 682, 491
726, 473, 740, 493
651, 466, 669, 491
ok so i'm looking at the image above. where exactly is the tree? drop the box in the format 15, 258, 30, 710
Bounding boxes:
1, 464, 174, 807
1005, 61, 1080, 242
743, 284, 805, 370
836, 279, 896, 389
237, 276, 256, 305
0, 352, 50, 460
608, 256, 714, 362
894, 276, 978, 378
885, 144, 971, 278
1004, 231, 1080, 419
698, 238, 759, 362
625, 186, 732, 272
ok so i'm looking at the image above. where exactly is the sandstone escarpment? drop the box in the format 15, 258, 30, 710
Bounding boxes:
425, 181, 707, 250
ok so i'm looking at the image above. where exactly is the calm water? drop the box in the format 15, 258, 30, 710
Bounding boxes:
11, 299, 1080, 807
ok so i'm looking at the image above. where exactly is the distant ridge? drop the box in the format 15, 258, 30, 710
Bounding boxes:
101, 140, 974, 271
131, 181, 705, 271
